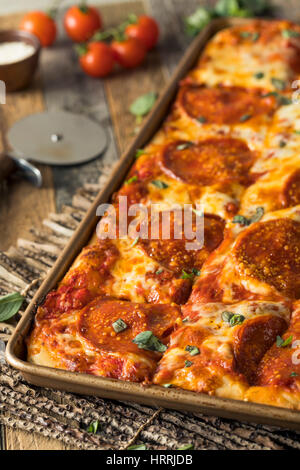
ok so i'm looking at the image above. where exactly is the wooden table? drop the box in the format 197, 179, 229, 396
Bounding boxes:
0, 0, 298, 451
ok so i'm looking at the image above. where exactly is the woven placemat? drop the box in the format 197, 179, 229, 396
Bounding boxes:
1, 163, 300, 450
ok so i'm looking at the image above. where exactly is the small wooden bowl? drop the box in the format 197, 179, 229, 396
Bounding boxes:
0, 30, 41, 92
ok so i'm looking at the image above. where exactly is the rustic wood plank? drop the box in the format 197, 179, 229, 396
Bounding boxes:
0, 13, 55, 252
104, 0, 167, 153
0, 12, 56, 451
5, 427, 75, 451
41, 4, 127, 211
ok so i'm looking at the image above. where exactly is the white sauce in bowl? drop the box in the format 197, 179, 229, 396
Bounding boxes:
0, 41, 35, 65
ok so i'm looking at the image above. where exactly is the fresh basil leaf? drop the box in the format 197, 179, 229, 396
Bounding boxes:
125, 175, 138, 185
279, 140, 287, 148
127, 444, 147, 450
185, 345, 200, 356
239, 113, 252, 122
87, 420, 100, 434
271, 77, 286, 91
156, 268, 164, 275
221, 311, 234, 323
240, 31, 260, 41
0, 292, 24, 322
129, 92, 157, 118
129, 236, 139, 248
192, 268, 201, 276
215, 0, 250, 17
176, 142, 193, 150
254, 71, 264, 79
239, 0, 268, 14
185, 360, 193, 367
229, 314, 245, 327
182, 317, 190, 323
197, 116, 207, 123
276, 335, 293, 348
233, 207, 264, 226
184, 7, 213, 36
135, 149, 146, 159
294, 130, 300, 135
291, 372, 298, 377
181, 270, 194, 280
192, 208, 203, 217
282, 29, 300, 39
232, 214, 251, 226
151, 180, 169, 189
132, 331, 167, 352
178, 443, 194, 450
112, 318, 128, 333
250, 206, 264, 223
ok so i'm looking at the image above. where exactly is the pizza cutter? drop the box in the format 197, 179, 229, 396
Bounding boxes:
0, 110, 107, 187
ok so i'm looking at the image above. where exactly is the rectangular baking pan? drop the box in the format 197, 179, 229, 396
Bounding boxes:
6, 17, 300, 431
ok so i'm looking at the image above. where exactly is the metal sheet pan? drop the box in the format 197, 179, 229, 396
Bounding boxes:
6, 17, 300, 430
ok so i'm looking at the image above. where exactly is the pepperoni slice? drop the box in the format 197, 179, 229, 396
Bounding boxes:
281, 169, 300, 208
161, 138, 255, 186
233, 219, 300, 298
40, 241, 119, 317
115, 180, 149, 206
178, 85, 277, 125
78, 298, 181, 354
234, 314, 287, 384
138, 211, 225, 274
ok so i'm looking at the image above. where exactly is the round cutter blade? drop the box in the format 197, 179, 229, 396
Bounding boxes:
8, 110, 107, 166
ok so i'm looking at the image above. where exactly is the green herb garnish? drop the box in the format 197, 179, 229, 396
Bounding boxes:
282, 29, 300, 39
271, 78, 286, 91
125, 175, 138, 185
229, 314, 245, 327
181, 270, 194, 280
163, 383, 173, 388
184, 1, 268, 37
192, 268, 201, 276
132, 331, 167, 352
197, 116, 207, 123
127, 444, 147, 450
156, 268, 164, 275
276, 335, 293, 348
129, 236, 139, 248
185, 360, 193, 367
112, 318, 128, 333
233, 207, 264, 226
0, 292, 24, 322
221, 311, 245, 326
279, 140, 287, 148
176, 142, 193, 150
130, 92, 157, 121
239, 113, 252, 122
151, 180, 169, 189
291, 372, 298, 377
87, 420, 100, 434
221, 311, 234, 323
178, 443, 194, 450
135, 149, 146, 159
185, 345, 200, 356
294, 130, 300, 135
254, 71, 264, 79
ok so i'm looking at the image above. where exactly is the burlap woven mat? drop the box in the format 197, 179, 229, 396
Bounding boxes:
1, 163, 300, 450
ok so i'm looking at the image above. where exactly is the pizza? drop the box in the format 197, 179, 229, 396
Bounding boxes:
27, 19, 300, 410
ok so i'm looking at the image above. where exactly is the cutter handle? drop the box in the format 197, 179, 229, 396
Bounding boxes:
0, 152, 16, 181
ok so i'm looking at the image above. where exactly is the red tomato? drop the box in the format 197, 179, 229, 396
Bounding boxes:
111, 37, 146, 69
19, 11, 56, 47
125, 15, 159, 50
64, 5, 102, 42
79, 42, 114, 78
